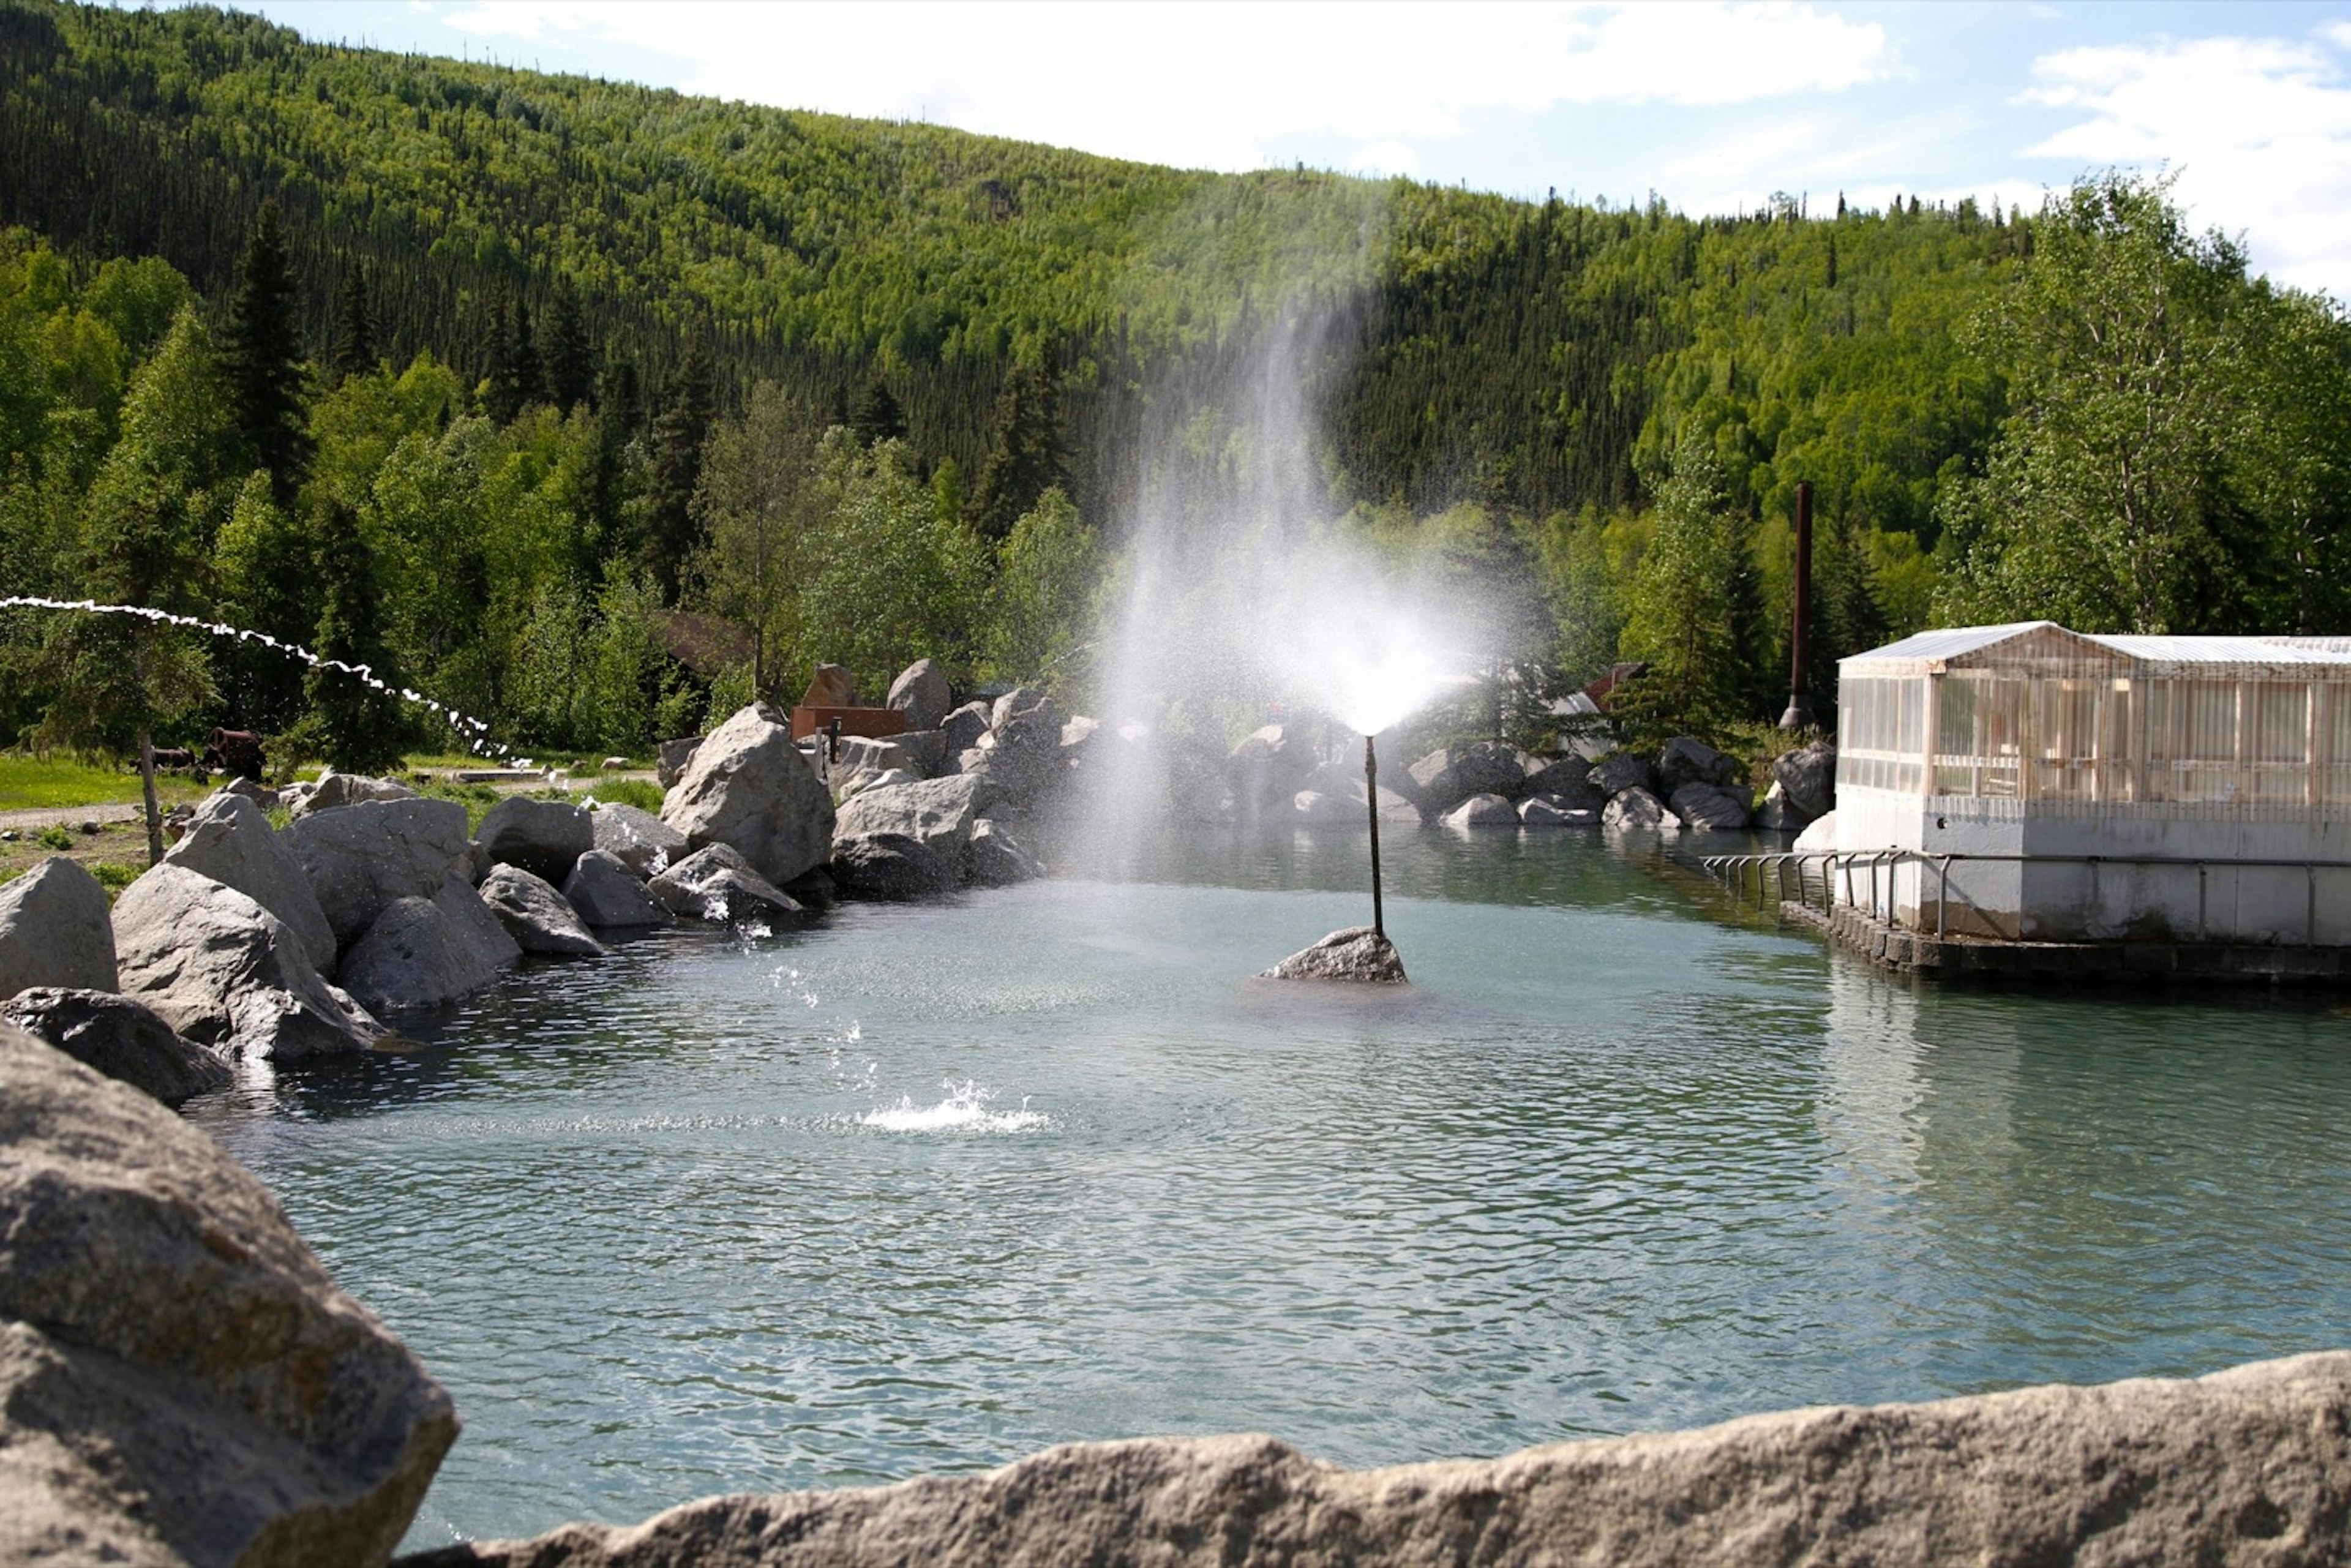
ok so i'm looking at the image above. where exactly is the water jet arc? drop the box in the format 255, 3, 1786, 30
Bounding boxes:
1365, 732, 1385, 939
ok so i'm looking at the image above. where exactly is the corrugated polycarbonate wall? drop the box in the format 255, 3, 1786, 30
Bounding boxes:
1838, 626, 2351, 813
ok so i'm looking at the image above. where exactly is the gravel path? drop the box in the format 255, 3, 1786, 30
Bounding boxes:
0, 800, 146, 832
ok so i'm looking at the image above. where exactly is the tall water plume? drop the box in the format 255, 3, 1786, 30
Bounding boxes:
1076, 209, 1493, 858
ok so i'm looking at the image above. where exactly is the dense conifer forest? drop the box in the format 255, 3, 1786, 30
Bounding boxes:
3, 0, 2347, 768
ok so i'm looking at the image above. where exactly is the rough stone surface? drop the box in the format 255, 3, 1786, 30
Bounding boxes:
0, 857, 118, 999
834, 775, 981, 855
112, 865, 384, 1061
1793, 811, 1837, 855
831, 833, 961, 900
1773, 739, 1837, 820
1588, 752, 1657, 798
0, 988, 229, 1107
287, 770, 418, 820
887, 659, 952, 731
1229, 725, 1314, 806
802, 664, 857, 708
1603, 787, 1682, 833
1657, 735, 1742, 793
475, 797, 594, 885
825, 734, 930, 787
1520, 795, 1600, 827
0, 1022, 457, 1567
648, 844, 804, 925
1441, 792, 1520, 828
1754, 781, 1810, 834
661, 704, 837, 887
591, 803, 689, 877
1668, 782, 1753, 832
1409, 743, 1531, 812
394, 1352, 2351, 1568
990, 687, 1052, 730
938, 700, 992, 759
164, 792, 337, 971
285, 797, 474, 948
337, 880, 520, 1015
966, 819, 1043, 887
655, 736, 703, 790
479, 866, 607, 957
959, 711, 1064, 811
1521, 757, 1607, 810
563, 851, 669, 929
1261, 926, 1408, 983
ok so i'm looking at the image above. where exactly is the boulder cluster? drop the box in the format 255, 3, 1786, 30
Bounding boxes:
1209, 724, 1837, 838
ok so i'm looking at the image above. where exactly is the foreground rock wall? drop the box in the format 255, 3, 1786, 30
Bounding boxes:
402, 1352, 2351, 1567
0, 1022, 456, 1567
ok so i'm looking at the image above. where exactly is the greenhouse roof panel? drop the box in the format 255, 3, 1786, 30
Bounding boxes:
1846, 624, 2351, 675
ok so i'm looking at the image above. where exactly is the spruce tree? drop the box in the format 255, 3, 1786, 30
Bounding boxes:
849, 374, 906, 446
223, 203, 311, 500
511, 297, 543, 413
480, 297, 516, 421
304, 500, 408, 775
544, 285, 597, 413
970, 362, 1063, 541
331, 263, 375, 382
641, 342, 714, 602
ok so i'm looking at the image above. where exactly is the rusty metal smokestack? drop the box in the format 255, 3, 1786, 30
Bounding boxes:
1779, 480, 1816, 730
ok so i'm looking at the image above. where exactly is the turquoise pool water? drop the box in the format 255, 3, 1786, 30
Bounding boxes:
188, 828, 2351, 1549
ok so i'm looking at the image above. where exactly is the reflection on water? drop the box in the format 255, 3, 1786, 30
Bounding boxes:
186, 827, 2351, 1551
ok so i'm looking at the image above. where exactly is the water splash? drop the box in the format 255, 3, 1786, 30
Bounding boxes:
858, 1079, 1049, 1135
0, 596, 516, 759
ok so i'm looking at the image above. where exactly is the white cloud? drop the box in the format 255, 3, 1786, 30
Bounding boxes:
2019, 31, 2351, 295
1348, 140, 1422, 179
437, 1, 1889, 172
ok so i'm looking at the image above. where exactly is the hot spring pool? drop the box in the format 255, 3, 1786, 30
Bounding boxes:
186, 828, 2351, 1550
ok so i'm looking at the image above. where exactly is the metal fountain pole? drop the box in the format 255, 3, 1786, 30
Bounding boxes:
1364, 732, 1385, 939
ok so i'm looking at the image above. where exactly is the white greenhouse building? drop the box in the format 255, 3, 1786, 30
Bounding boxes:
1827, 621, 2351, 947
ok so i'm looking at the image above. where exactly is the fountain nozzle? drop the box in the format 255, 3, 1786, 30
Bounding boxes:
1365, 732, 1385, 939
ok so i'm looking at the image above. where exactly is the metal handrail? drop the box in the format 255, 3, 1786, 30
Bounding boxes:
1701, 846, 2351, 945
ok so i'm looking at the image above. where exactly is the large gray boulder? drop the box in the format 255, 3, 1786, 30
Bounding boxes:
563, 850, 669, 929
1441, 792, 1519, 828
1261, 925, 1407, 983
661, 704, 836, 887
478, 866, 606, 958
0, 857, 118, 999
966, 819, 1043, 887
1408, 743, 1531, 813
285, 797, 473, 948
961, 697, 1064, 809
1229, 724, 1315, 806
887, 658, 953, 732
827, 733, 934, 787
337, 879, 520, 1015
1669, 782, 1753, 832
1, 987, 230, 1108
1588, 752, 1657, 798
654, 735, 703, 790
938, 700, 992, 759
286, 769, 417, 820
831, 833, 961, 900
1754, 781, 1810, 834
1657, 735, 1742, 794
164, 792, 337, 971
590, 801, 689, 876
648, 843, 804, 925
1521, 756, 1607, 810
1772, 738, 1837, 820
0, 1022, 457, 1566
475, 796, 593, 884
1603, 787, 1682, 833
113, 865, 384, 1062
394, 1353, 2351, 1568
1520, 795, 1599, 828
834, 775, 982, 855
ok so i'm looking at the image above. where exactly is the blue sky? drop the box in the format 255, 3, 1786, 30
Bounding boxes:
189, 1, 2351, 297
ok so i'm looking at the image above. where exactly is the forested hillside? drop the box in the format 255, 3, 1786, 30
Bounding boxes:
3, 0, 2347, 775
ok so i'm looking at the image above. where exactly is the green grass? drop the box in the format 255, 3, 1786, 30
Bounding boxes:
410, 778, 506, 833
584, 778, 664, 812
90, 861, 142, 898
0, 754, 206, 811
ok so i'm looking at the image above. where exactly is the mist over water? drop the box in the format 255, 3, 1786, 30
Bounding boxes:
1078, 277, 1490, 855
